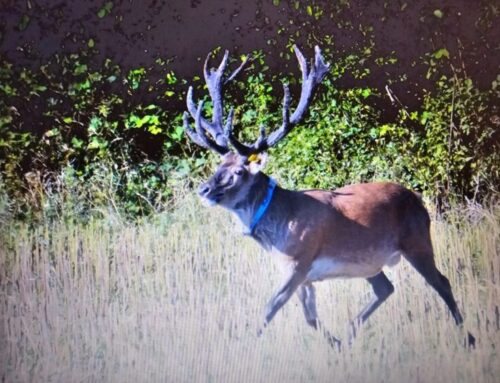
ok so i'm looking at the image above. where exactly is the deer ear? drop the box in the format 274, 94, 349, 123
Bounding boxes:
247, 153, 268, 174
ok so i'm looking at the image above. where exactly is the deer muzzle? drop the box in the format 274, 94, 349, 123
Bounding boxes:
198, 182, 223, 206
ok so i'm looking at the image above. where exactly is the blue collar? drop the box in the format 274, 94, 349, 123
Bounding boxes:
248, 178, 277, 235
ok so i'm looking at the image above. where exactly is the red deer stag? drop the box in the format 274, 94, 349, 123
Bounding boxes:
183, 45, 474, 348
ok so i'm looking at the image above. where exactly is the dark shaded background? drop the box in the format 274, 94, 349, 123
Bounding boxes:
1, 0, 498, 105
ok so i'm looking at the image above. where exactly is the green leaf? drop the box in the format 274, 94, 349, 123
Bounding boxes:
18, 14, 30, 31
128, 67, 146, 90
379, 124, 392, 137
33, 85, 47, 92
87, 137, 103, 149
171, 125, 184, 141
44, 128, 59, 138
88, 116, 102, 134
136, 115, 149, 128
74, 63, 87, 75
74, 79, 91, 91
165, 72, 177, 85
148, 125, 162, 135
71, 137, 84, 149
433, 9, 443, 18
87, 38, 95, 48
97, 1, 113, 18
144, 104, 159, 111
148, 115, 160, 125
433, 48, 449, 60
98, 104, 110, 117
420, 111, 431, 124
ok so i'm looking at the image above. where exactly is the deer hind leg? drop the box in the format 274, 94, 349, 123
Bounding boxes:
297, 283, 342, 349
352, 271, 395, 332
404, 251, 464, 325
349, 271, 394, 342
297, 282, 318, 329
404, 250, 476, 346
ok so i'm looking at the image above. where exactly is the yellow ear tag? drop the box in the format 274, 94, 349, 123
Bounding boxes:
248, 154, 260, 163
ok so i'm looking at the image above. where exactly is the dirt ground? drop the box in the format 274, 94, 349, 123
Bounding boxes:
1, 1, 497, 90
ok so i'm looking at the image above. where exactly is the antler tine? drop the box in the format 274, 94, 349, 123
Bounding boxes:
186, 49, 251, 155
194, 101, 229, 154
224, 106, 235, 135
289, 44, 330, 125
314, 45, 329, 77
201, 50, 229, 146
255, 125, 267, 149
184, 101, 229, 155
263, 83, 291, 148
294, 45, 308, 83
225, 55, 250, 84
183, 111, 209, 149
186, 86, 206, 128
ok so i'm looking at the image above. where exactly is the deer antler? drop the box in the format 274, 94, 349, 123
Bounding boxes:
184, 51, 249, 155
184, 45, 329, 157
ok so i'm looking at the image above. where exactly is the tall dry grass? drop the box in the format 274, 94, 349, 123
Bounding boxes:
0, 197, 499, 382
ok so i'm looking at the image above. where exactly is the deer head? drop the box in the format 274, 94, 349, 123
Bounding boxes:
183, 45, 330, 210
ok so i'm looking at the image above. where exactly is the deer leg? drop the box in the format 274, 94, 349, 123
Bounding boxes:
357, 271, 395, 324
297, 283, 318, 329
297, 283, 342, 349
404, 251, 476, 347
405, 252, 463, 324
262, 269, 306, 328
349, 271, 394, 341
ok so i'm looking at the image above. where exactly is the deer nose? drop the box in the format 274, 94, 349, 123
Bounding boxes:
198, 183, 211, 197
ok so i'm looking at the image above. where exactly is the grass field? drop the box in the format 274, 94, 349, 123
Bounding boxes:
1, 197, 499, 383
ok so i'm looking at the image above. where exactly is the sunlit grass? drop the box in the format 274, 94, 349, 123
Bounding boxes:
1, 197, 499, 382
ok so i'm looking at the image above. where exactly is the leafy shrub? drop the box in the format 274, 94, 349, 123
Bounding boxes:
0, 51, 206, 219
231, 55, 498, 205
0, 46, 498, 221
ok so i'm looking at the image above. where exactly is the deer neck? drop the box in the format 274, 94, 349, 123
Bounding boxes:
233, 173, 276, 234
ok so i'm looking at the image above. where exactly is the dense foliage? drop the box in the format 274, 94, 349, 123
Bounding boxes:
0, 42, 498, 220
0, 51, 196, 220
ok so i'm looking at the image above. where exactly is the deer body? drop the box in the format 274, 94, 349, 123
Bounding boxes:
237, 179, 411, 279
184, 45, 473, 347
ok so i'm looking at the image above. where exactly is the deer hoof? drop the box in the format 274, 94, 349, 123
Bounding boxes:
465, 332, 476, 349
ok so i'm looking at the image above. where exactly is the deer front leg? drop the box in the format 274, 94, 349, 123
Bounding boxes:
258, 268, 307, 335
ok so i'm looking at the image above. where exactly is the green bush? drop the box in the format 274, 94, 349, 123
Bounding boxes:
0, 52, 206, 219
232, 57, 498, 204
0, 46, 498, 221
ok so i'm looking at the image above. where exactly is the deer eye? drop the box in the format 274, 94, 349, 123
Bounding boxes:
234, 168, 244, 176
